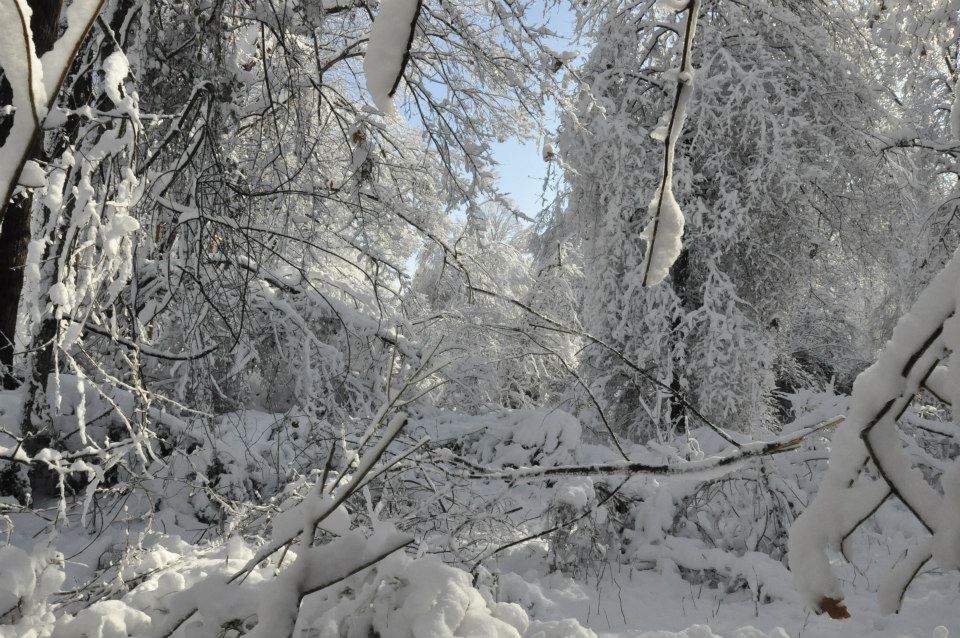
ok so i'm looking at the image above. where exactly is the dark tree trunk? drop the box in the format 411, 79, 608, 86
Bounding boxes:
0, 184, 32, 389
0, 0, 62, 388
669, 248, 690, 431
0, 1, 63, 500
14, 0, 131, 500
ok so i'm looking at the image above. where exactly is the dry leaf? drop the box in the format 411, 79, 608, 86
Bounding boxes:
819, 596, 851, 619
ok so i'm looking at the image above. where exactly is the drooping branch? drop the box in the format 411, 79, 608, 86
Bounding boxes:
639, 0, 701, 287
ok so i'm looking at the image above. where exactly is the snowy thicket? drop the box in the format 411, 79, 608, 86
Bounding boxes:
546, 0, 909, 442
1, 0, 960, 636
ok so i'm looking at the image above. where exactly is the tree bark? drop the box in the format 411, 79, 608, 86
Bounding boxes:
0, 0, 62, 388
669, 248, 690, 431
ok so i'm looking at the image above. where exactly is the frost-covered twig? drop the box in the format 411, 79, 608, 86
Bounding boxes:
71, 316, 217, 361
470, 477, 631, 572
204, 252, 417, 356
469, 283, 744, 448
517, 327, 630, 460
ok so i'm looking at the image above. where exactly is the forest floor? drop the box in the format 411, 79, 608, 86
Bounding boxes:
7, 496, 956, 638
3, 396, 958, 637
485, 555, 959, 637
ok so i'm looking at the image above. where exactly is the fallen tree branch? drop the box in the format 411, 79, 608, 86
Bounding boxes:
72, 316, 218, 361
468, 416, 842, 481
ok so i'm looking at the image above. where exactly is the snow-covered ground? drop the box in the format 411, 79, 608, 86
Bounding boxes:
2, 399, 957, 638
3, 500, 957, 637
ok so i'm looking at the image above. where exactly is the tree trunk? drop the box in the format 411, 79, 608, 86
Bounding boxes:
0, 0, 62, 388
669, 248, 690, 431
0, 1, 63, 499
0, 183, 32, 388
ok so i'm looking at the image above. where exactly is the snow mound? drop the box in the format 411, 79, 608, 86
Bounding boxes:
53, 601, 151, 638
492, 409, 583, 467
370, 555, 525, 637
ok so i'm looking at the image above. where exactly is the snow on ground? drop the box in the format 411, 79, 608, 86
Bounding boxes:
3, 501, 955, 638
492, 555, 958, 638
2, 400, 958, 637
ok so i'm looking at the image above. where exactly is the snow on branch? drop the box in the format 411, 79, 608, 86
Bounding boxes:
229, 412, 411, 583
142, 411, 415, 638
788, 249, 960, 618
0, 0, 105, 217
363, 0, 424, 115
466, 416, 843, 481
639, 0, 701, 287
72, 316, 218, 361
0, 0, 46, 213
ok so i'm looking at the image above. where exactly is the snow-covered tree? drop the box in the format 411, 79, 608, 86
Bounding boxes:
549, 0, 908, 440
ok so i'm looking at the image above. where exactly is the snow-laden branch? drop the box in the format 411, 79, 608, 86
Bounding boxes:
144, 530, 414, 638
0, 0, 105, 217
72, 316, 217, 361
230, 412, 410, 582
466, 416, 842, 481
0, 0, 46, 214
363, 0, 424, 114
788, 249, 960, 617
639, 0, 701, 287
137, 411, 414, 638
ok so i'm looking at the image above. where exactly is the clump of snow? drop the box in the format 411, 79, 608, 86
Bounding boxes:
0, 544, 65, 634
53, 600, 151, 638
370, 555, 525, 637
507, 410, 582, 464
17, 160, 45, 188
640, 183, 685, 287
637, 0, 701, 287
363, 0, 422, 114
554, 477, 595, 509
101, 51, 131, 109
0, 544, 39, 614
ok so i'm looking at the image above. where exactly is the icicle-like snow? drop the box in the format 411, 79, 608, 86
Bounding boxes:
640, 0, 700, 287
363, 0, 424, 114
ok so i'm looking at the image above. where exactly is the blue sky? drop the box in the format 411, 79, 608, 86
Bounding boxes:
490, 2, 575, 218
492, 136, 552, 217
